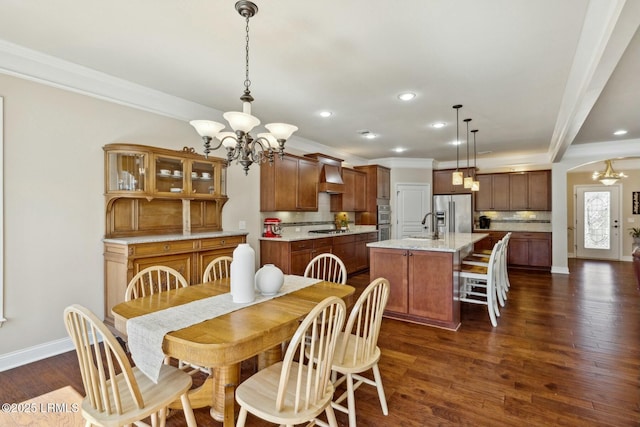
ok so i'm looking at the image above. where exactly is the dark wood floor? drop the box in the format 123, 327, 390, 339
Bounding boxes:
1, 259, 639, 426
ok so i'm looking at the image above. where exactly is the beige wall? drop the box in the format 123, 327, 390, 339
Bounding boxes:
0, 73, 259, 358
567, 168, 640, 257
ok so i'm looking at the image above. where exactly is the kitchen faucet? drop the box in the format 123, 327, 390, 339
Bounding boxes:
421, 212, 439, 239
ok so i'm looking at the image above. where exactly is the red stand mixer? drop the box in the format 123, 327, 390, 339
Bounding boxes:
263, 218, 282, 238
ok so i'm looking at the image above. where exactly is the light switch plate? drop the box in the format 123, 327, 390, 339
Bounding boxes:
239, 220, 246, 229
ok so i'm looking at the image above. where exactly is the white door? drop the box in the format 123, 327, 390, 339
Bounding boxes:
396, 183, 430, 238
575, 185, 621, 260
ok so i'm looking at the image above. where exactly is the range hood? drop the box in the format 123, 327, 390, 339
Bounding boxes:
318, 164, 345, 193
305, 153, 345, 194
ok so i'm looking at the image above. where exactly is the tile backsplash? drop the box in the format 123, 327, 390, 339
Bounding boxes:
261, 193, 357, 235
475, 211, 551, 232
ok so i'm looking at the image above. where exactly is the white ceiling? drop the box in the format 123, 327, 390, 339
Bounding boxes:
0, 0, 638, 165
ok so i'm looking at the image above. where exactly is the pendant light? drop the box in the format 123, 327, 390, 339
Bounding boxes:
592, 159, 627, 185
463, 118, 473, 189
471, 129, 480, 191
190, 1, 298, 175
452, 105, 463, 185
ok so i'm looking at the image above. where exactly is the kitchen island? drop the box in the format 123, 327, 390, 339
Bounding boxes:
367, 233, 487, 330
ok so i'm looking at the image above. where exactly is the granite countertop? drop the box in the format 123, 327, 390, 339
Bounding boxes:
260, 228, 378, 242
367, 232, 488, 253
103, 230, 249, 244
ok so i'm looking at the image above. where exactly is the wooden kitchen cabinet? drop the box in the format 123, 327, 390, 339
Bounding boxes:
433, 168, 473, 195
260, 232, 377, 277
104, 144, 228, 237
369, 247, 458, 329
354, 164, 391, 225
354, 232, 379, 272
103, 233, 246, 327
261, 237, 333, 276
260, 153, 319, 211
332, 234, 357, 273
509, 170, 551, 211
474, 174, 510, 211
330, 168, 367, 212
507, 232, 551, 269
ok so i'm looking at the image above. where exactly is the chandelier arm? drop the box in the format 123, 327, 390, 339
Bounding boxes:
201, 136, 226, 158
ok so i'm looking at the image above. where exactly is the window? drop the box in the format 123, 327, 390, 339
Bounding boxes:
583, 190, 610, 250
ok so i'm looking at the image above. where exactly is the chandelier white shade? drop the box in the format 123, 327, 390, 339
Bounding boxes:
189, 1, 298, 174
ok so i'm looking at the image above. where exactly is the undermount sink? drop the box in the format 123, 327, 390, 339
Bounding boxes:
407, 234, 442, 241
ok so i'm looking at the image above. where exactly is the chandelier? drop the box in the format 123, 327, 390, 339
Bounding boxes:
463, 118, 473, 189
592, 159, 626, 185
190, 1, 298, 175
470, 129, 479, 191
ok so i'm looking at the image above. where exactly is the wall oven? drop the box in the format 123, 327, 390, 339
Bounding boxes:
377, 205, 391, 224
378, 224, 391, 241
377, 205, 391, 240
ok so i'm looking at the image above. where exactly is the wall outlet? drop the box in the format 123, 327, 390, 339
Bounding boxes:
239, 220, 246, 230
295, 227, 301, 232
530, 214, 536, 219
629, 218, 636, 223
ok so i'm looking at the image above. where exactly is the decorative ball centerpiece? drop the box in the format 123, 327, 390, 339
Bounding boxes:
255, 264, 284, 296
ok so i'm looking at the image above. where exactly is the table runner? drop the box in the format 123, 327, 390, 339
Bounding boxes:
127, 275, 322, 383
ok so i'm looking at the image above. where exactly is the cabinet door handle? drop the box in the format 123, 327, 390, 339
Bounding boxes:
220, 239, 226, 245
163, 244, 170, 251
408, 252, 413, 256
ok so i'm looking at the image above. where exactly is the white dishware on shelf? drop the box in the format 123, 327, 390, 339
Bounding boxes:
173, 170, 182, 177
255, 264, 284, 295
170, 188, 182, 193
230, 244, 255, 303
191, 172, 198, 178
201, 172, 211, 179
159, 169, 171, 176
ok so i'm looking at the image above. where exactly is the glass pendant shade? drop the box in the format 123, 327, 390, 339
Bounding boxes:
464, 176, 473, 188
216, 132, 238, 148
471, 180, 480, 191
452, 171, 464, 185
257, 133, 279, 148
599, 178, 618, 186
190, 120, 225, 138
265, 123, 298, 140
223, 112, 260, 133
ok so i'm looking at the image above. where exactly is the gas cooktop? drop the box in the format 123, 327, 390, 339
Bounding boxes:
309, 229, 350, 234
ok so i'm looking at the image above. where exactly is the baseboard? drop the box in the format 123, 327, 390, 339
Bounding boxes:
0, 337, 75, 372
551, 266, 571, 274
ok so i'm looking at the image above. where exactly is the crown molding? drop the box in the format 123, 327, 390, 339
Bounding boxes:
0, 39, 218, 120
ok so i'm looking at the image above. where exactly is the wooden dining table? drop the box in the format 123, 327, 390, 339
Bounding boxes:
111, 277, 355, 427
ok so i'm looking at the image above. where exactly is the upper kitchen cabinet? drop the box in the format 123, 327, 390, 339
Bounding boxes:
104, 144, 228, 237
433, 168, 473, 194
260, 153, 319, 211
509, 170, 551, 211
474, 173, 510, 211
354, 165, 391, 225
330, 167, 367, 212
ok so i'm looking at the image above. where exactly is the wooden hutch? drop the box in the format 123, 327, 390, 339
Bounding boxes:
102, 144, 246, 327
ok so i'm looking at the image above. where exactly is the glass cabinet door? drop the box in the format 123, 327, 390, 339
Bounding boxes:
107, 152, 146, 192
190, 161, 216, 196
155, 155, 184, 194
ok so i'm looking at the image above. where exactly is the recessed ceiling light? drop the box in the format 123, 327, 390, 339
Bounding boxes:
319, 111, 333, 118
398, 92, 416, 101
431, 122, 446, 128
357, 130, 377, 139
613, 129, 627, 135
392, 147, 407, 153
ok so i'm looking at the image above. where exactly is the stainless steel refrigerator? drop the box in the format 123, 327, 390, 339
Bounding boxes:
433, 194, 473, 234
